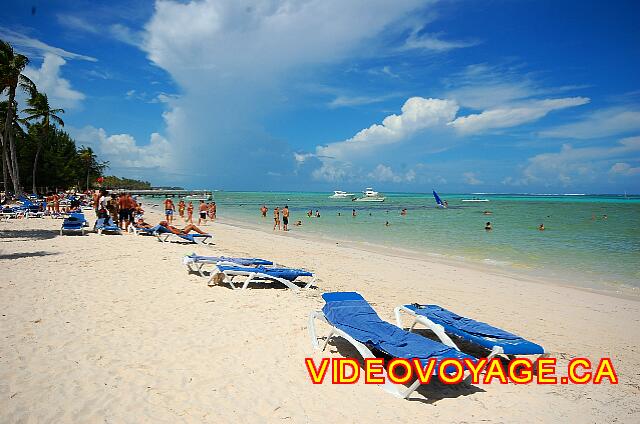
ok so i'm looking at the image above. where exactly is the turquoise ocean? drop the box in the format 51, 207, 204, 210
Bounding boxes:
169, 192, 640, 293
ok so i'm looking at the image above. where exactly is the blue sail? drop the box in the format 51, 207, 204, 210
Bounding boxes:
433, 190, 444, 207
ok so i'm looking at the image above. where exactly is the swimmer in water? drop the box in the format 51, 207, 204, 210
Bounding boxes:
538, 223, 545, 231
485, 221, 492, 231
385, 221, 390, 226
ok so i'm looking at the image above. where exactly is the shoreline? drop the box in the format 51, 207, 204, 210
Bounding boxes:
211, 214, 640, 302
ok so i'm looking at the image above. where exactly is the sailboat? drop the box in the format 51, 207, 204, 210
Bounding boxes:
433, 190, 447, 208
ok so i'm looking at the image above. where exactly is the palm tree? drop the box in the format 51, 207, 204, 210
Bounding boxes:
0, 99, 26, 193
0, 40, 34, 195
23, 91, 64, 193
78, 146, 107, 190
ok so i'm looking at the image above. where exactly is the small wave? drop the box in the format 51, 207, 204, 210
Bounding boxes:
483, 258, 512, 267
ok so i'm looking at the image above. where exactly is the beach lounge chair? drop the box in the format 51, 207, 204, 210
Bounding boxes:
1, 207, 21, 221
183, 253, 274, 277
394, 304, 546, 359
208, 264, 314, 290
127, 223, 162, 236
157, 232, 212, 244
309, 292, 474, 399
60, 213, 88, 235
94, 218, 122, 235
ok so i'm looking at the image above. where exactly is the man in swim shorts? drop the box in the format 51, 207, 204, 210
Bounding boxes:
198, 200, 207, 225
164, 198, 175, 223
282, 205, 289, 231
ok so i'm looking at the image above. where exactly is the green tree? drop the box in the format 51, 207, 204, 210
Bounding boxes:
22, 91, 64, 193
0, 39, 34, 195
78, 146, 107, 190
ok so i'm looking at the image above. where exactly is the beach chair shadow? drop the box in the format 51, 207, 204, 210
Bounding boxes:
0, 229, 58, 241
324, 336, 485, 404
0, 250, 59, 260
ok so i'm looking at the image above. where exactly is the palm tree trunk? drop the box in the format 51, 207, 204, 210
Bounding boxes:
1, 142, 9, 194
32, 143, 42, 194
86, 166, 90, 191
4, 86, 22, 195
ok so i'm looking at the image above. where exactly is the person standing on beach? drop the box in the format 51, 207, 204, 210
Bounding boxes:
261, 205, 268, 217
117, 193, 128, 229
164, 198, 175, 224
198, 200, 207, 225
282, 205, 290, 231
178, 200, 185, 220
209, 201, 217, 220
187, 201, 194, 223
273, 207, 281, 231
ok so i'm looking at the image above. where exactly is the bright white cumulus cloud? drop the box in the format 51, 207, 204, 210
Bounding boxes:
449, 97, 590, 134
317, 97, 459, 160
69, 126, 172, 174
23, 53, 85, 109
138, 0, 432, 185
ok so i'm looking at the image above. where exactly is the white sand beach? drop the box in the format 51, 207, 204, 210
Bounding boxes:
1, 210, 639, 423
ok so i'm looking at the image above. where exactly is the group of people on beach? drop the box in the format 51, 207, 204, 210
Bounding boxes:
93, 189, 144, 230
163, 199, 216, 225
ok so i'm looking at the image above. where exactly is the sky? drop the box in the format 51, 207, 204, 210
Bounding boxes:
2, 0, 639, 193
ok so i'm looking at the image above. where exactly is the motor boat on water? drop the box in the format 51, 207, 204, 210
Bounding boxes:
461, 197, 489, 202
354, 188, 386, 202
185, 194, 213, 202
329, 190, 356, 199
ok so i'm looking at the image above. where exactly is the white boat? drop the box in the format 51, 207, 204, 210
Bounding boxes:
461, 197, 489, 202
185, 194, 212, 202
354, 188, 386, 202
329, 190, 355, 199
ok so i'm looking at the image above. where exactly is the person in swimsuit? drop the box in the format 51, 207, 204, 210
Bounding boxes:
273, 207, 280, 231
118, 193, 129, 229
315, 210, 320, 218
282, 205, 289, 231
260, 205, 268, 217
538, 223, 545, 231
352, 209, 356, 217
485, 221, 493, 231
187, 201, 194, 223
211, 202, 216, 220
158, 221, 207, 235
198, 201, 208, 225
164, 198, 175, 223
400, 208, 407, 216
178, 200, 186, 219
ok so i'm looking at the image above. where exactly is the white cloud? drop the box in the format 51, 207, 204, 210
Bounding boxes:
367, 164, 416, 183
317, 97, 458, 162
0, 27, 97, 62
23, 53, 85, 109
463, 172, 482, 185
449, 97, 590, 135
610, 162, 640, 176
539, 107, 640, 139
401, 27, 479, 52
109, 24, 143, 47
508, 136, 640, 186
329, 94, 396, 108
138, 0, 435, 185
69, 126, 172, 172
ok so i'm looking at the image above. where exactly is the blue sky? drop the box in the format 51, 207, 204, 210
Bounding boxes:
2, 0, 639, 193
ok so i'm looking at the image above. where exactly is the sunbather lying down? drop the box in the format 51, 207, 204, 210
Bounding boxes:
158, 221, 208, 235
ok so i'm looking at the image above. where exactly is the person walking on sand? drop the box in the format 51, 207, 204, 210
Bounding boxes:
273, 207, 281, 231
178, 200, 185, 220
198, 200, 207, 225
187, 201, 194, 223
260, 204, 268, 217
282, 205, 290, 231
164, 198, 175, 224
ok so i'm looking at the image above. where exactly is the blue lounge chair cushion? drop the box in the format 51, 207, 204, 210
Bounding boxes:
186, 254, 273, 266
218, 265, 312, 281
175, 233, 211, 243
405, 304, 544, 355
95, 218, 121, 232
322, 292, 473, 371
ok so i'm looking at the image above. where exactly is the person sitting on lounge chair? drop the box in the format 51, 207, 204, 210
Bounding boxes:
158, 220, 207, 235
